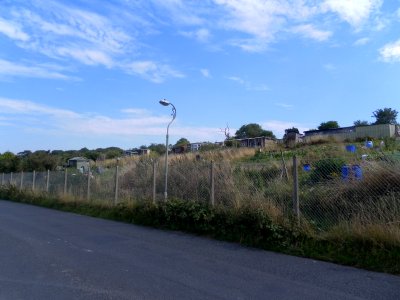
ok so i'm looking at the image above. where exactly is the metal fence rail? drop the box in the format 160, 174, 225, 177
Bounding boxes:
1, 154, 399, 233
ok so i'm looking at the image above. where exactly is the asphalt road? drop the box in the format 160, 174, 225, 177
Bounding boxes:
0, 200, 399, 300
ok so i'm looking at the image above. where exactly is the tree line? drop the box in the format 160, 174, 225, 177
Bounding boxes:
0, 147, 124, 173
1, 107, 397, 173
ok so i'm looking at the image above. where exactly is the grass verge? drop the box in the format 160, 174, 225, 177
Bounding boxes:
1, 186, 399, 275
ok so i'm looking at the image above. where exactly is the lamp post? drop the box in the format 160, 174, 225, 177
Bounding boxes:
159, 99, 176, 201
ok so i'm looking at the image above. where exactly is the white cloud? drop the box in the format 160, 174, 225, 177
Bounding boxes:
181, 28, 211, 43
0, 98, 79, 119
323, 63, 336, 71
54, 47, 114, 67
212, 0, 287, 51
125, 60, 184, 83
200, 68, 211, 78
0, 97, 221, 142
354, 37, 370, 46
150, 0, 205, 26
291, 24, 332, 41
227, 76, 245, 85
379, 40, 400, 62
1, 3, 135, 71
275, 103, 294, 110
0, 59, 75, 80
261, 120, 310, 138
204, 0, 382, 50
227, 76, 269, 91
14, 5, 131, 54
120, 108, 151, 116
0, 17, 29, 41
322, 0, 383, 28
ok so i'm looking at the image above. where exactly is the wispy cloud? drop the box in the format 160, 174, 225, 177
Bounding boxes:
291, 24, 332, 41
275, 103, 294, 110
200, 68, 211, 78
124, 61, 184, 83
0, 97, 220, 142
0, 17, 30, 41
152, 0, 381, 51
52, 47, 114, 67
180, 28, 211, 43
150, 0, 205, 26
354, 37, 370, 46
120, 108, 151, 116
2, 2, 178, 81
323, 63, 336, 71
0, 0, 389, 85
227, 76, 269, 91
213, 0, 288, 51
13, 4, 132, 55
379, 40, 400, 62
0, 59, 76, 80
322, 0, 383, 29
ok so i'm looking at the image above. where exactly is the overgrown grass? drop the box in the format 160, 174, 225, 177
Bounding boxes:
1, 186, 399, 275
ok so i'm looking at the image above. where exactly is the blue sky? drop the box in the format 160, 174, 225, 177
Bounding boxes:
1, 0, 400, 153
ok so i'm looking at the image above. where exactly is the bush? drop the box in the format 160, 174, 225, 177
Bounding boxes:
309, 158, 346, 183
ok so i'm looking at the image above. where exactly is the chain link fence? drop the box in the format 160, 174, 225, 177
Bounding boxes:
1, 153, 399, 233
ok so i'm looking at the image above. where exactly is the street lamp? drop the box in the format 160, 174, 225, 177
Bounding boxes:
159, 99, 176, 201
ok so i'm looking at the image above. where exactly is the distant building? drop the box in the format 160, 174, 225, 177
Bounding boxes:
138, 149, 151, 155
172, 145, 188, 154
237, 136, 275, 148
188, 142, 213, 152
123, 149, 150, 156
124, 150, 138, 156
68, 157, 90, 173
303, 124, 397, 143
284, 132, 304, 148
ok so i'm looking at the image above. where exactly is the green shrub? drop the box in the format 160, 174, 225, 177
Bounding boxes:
309, 158, 346, 183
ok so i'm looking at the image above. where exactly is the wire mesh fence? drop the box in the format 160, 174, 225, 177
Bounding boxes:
1, 154, 399, 233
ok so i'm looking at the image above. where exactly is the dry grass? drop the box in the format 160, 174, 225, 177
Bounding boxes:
168, 147, 256, 162
326, 221, 400, 246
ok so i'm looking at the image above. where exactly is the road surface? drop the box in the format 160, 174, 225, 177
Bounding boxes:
0, 200, 399, 299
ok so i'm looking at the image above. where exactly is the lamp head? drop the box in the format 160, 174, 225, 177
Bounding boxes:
159, 99, 170, 106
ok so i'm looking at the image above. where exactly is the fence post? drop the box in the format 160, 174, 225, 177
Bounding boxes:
292, 155, 300, 225
32, 170, 36, 191
10, 172, 13, 186
152, 161, 156, 204
87, 166, 91, 201
281, 151, 289, 181
64, 169, 68, 195
210, 161, 215, 206
114, 165, 119, 205
20, 171, 24, 191
46, 170, 50, 193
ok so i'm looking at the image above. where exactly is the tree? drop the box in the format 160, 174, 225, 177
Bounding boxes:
0, 151, 20, 172
21, 151, 58, 171
318, 121, 339, 130
235, 123, 275, 139
103, 147, 123, 159
372, 108, 398, 125
284, 127, 299, 135
353, 120, 369, 126
283, 127, 300, 147
85, 150, 101, 161
148, 143, 166, 155
225, 138, 240, 148
174, 137, 190, 147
